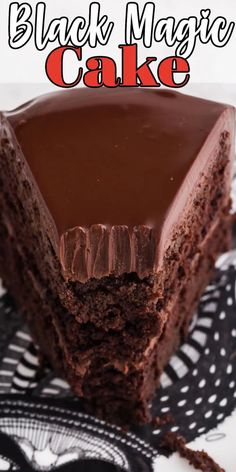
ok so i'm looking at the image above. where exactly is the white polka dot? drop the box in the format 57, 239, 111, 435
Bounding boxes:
205, 410, 213, 418
186, 410, 194, 416
178, 399, 187, 407
232, 329, 236, 337
214, 332, 220, 341
234, 391, 236, 398
229, 381, 235, 388
215, 379, 221, 387
217, 413, 224, 420
209, 365, 216, 374
198, 379, 206, 388
208, 394, 217, 403
171, 426, 179, 432
220, 348, 226, 357
198, 427, 206, 433
153, 429, 160, 435
161, 407, 170, 413
195, 397, 203, 405
189, 422, 196, 430
226, 284, 231, 291
219, 398, 227, 407
227, 364, 233, 375
160, 395, 169, 402
219, 311, 226, 320
181, 386, 189, 393
227, 297, 233, 306
204, 348, 210, 355
192, 369, 198, 376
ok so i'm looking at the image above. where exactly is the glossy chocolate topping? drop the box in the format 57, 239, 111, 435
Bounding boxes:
6, 88, 232, 281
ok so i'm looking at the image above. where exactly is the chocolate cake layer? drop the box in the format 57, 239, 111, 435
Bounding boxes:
7, 88, 234, 281
0, 88, 235, 424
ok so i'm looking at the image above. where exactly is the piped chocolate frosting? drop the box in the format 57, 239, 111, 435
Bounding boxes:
6, 88, 233, 282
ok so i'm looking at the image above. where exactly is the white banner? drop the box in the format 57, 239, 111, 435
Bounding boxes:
0, 0, 235, 84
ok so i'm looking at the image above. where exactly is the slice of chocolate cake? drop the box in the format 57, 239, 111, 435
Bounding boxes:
0, 88, 234, 423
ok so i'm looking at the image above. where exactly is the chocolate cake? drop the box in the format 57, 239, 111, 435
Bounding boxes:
161, 433, 225, 472
0, 88, 234, 424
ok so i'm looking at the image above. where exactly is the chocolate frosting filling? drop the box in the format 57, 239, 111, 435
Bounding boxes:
6, 88, 234, 282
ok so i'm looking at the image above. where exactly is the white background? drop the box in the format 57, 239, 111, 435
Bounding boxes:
0, 0, 235, 84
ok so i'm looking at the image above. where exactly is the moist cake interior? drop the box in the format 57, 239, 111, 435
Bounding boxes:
0, 88, 234, 423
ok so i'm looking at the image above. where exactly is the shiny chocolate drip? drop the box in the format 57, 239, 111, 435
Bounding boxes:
6, 88, 233, 281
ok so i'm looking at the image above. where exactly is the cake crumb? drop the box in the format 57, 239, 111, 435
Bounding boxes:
151, 412, 175, 427
161, 432, 225, 472
121, 424, 129, 433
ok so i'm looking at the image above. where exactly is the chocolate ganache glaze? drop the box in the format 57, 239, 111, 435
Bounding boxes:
6, 88, 233, 282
